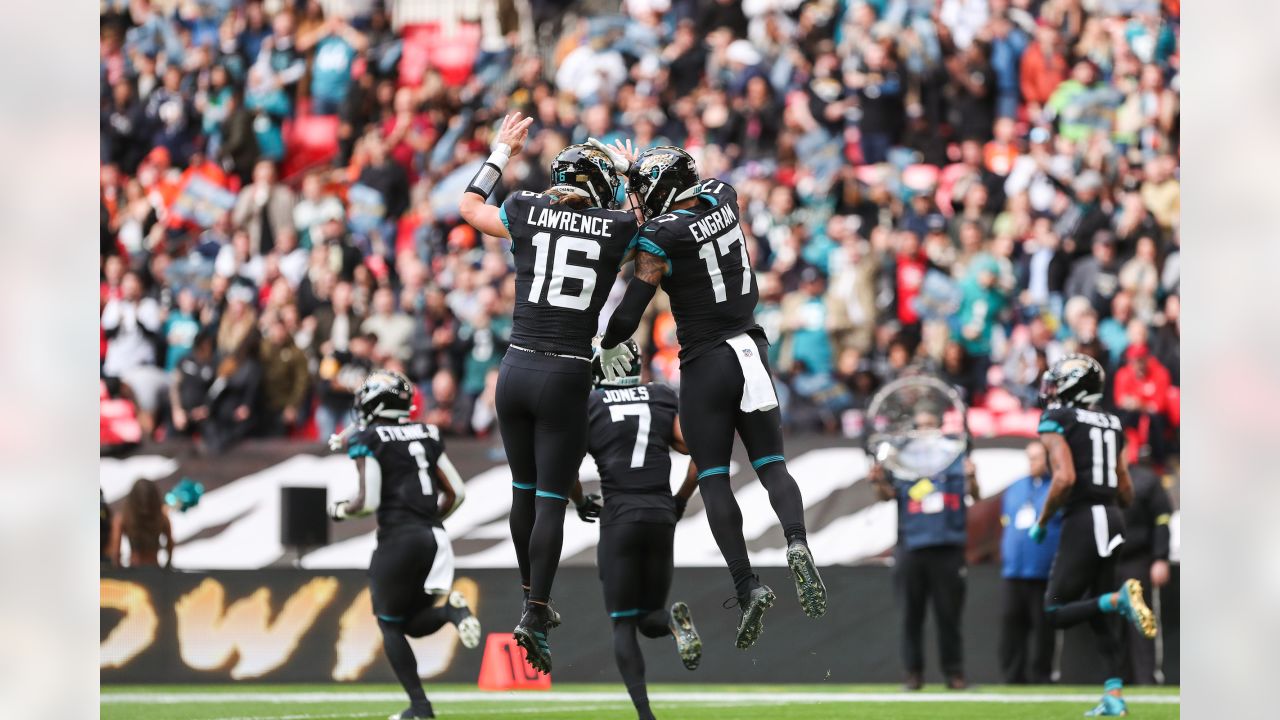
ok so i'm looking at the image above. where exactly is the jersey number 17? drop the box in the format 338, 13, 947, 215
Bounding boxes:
698, 225, 751, 303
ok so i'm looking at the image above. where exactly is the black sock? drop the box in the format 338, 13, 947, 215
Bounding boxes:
1046, 597, 1105, 628
638, 609, 670, 639
757, 462, 807, 543
698, 477, 755, 598
378, 620, 429, 708
528, 495, 568, 603
613, 619, 656, 720
404, 604, 453, 638
510, 487, 536, 589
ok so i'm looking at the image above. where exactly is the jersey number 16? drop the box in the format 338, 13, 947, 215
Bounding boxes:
529, 231, 599, 310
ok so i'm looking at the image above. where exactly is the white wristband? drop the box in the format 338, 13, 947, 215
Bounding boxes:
486, 149, 510, 173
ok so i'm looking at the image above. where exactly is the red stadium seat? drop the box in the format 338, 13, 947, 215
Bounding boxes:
101, 398, 141, 446
966, 408, 996, 438
281, 115, 340, 180
983, 387, 1021, 414
995, 409, 1041, 438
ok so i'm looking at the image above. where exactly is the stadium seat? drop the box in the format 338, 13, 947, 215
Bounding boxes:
100, 398, 142, 446
994, 409, 1041, 438
983, 387, 1021, 414
281, 115, 339, 180
966, 408, 996, 438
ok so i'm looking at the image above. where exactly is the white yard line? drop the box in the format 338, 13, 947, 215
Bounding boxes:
103, 690, 1180, 706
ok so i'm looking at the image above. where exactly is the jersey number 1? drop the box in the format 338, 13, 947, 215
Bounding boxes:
529, 232, 600, 310
697, 225, 751, 303
608, 404, 651, 468
408, 441, 434, 496
1088, 428, 1118, 487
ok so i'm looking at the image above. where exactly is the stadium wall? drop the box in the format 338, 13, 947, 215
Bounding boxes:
101, 566, 1179, 685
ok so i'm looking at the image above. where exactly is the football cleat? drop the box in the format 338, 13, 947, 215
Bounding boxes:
732, 584, 776, 650
1083, 695, 1128, 716
513, 604, 555, 675
448, 591, 482, 650
669, 601, 702, 671
1116, 579, 1157, 639
787, 540, 828, 618
388, 703, 435, 719
521, 589, 562, 628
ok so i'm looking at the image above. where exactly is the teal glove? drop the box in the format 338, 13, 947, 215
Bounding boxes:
1029, 524, 1046, 544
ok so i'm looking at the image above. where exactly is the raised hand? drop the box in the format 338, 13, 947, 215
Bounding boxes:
495, 112, 536, 157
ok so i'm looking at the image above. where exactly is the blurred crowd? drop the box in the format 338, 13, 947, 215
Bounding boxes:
100, 0, 1179, 464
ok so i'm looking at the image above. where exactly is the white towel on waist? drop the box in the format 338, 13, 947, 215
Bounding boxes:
725, 333, 779, 413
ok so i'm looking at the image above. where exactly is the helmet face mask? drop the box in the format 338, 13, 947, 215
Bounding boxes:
592, 338, 643, 389
354, 369, 414, 426
627, 146, 701, 220
1038, 354, 1105, 409
549, 144, 621, 209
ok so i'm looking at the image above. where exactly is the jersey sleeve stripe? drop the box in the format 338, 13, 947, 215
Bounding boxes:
1037, 419, 1065, 434
347, 443, 373, 459
499, 204, 510, 232
698, 192, 719, 207
637, 237, 666, 258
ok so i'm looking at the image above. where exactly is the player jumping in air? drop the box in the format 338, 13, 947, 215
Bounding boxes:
580, 339, 702, 720
1033, 354, 1159, 717
328, 370, 481, 720
595, 144, 827, 650
459, 114, 640, 674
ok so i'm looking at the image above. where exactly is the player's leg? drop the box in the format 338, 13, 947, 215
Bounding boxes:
496, 360, 539, 594
515, 359, 592, 673
897, 548, 929, 688
1043, 512, 1107, 628
929, 546, 967, 686
600, 522, 657, 719
680, 348, 775, 648
1084, 542, 1129, 717
735, 401, 827, 619
635, 521, 701, 670
404, 529, 480, 648
370, 529, 439, 719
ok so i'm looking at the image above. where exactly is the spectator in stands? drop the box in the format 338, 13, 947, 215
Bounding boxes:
1114, 344, 1173, 466
162, 287, 201, 371
169, 330, 215, 439
1020, 22, 1067, 114
1149, 294, 1180, 386
205, 328, 264, 453
259, 314, 310, 437
315, 331, 374, 441
301, 14, 366, 116
108, 478, 173, 569
1119, 235, 1161, 322
999, 440, 1061, 684
102, 271, 168, 438
1099, 290, 1136, 365
1065, 231, 1121, 317
232, 160, 296, 257
870, 417, 981, 691
1118, 463, 1175, 684
363, 287, 414, 362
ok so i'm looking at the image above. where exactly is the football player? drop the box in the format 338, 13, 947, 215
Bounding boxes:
596, 145, 826, 650
328, 370, 480, 720
459, 114, 640, 673
1032, 354, 1159, 717
580, 339, 701, 720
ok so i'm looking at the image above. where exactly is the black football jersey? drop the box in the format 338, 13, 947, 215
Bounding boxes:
1038, 406, 1128, 511
635, 179, 763, 362
586, 382, 680, 525
500, 190, 639, 358
348, 421, 446, 529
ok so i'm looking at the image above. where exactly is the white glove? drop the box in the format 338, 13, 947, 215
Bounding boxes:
327, 433, 345, 453
598, 342, 636, 382
587, 137, 631, 174
327, 500, 348, 522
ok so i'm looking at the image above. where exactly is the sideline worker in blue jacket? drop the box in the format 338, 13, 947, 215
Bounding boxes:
999, 440, 1063, 684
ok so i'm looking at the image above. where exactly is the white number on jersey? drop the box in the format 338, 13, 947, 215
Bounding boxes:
1088, 427, 1118, 487
608, 403, 652, 468
407, 441, 435, 496
696, 225, 751, 303
529, 232, 600, 310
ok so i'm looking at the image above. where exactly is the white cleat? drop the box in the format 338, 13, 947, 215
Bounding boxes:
449, 591, 482, 649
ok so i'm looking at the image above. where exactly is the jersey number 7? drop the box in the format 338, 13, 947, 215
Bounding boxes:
609, 403, 651, 468
697, 225, 751, 303
529, 232, 600, 310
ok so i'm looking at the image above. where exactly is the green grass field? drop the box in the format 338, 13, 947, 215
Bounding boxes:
102, 683, 1180, 720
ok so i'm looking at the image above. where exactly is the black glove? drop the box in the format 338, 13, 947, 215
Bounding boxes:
576, 493, 603, 523
674, 495, 688, 520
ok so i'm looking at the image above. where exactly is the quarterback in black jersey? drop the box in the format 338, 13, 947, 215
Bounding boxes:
582, 342, 701, 720
459, 114, 639, 674
598, 145, 826, 651
327, 371, 479, 720
1032, 355, 1158, 717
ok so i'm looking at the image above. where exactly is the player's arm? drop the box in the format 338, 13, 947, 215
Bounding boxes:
433, 452, 466, 520
459, 113, 534, 239
601, 250, 665, 348
674, 458, 699, 520
1035, 431, 1075, 529
964, 456, 980, 502
671, 415, 690, 455
571, 478, 602, 523
868, 461, 896, 502
329, 456, 382, 521
1115, 451, 1134, 508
